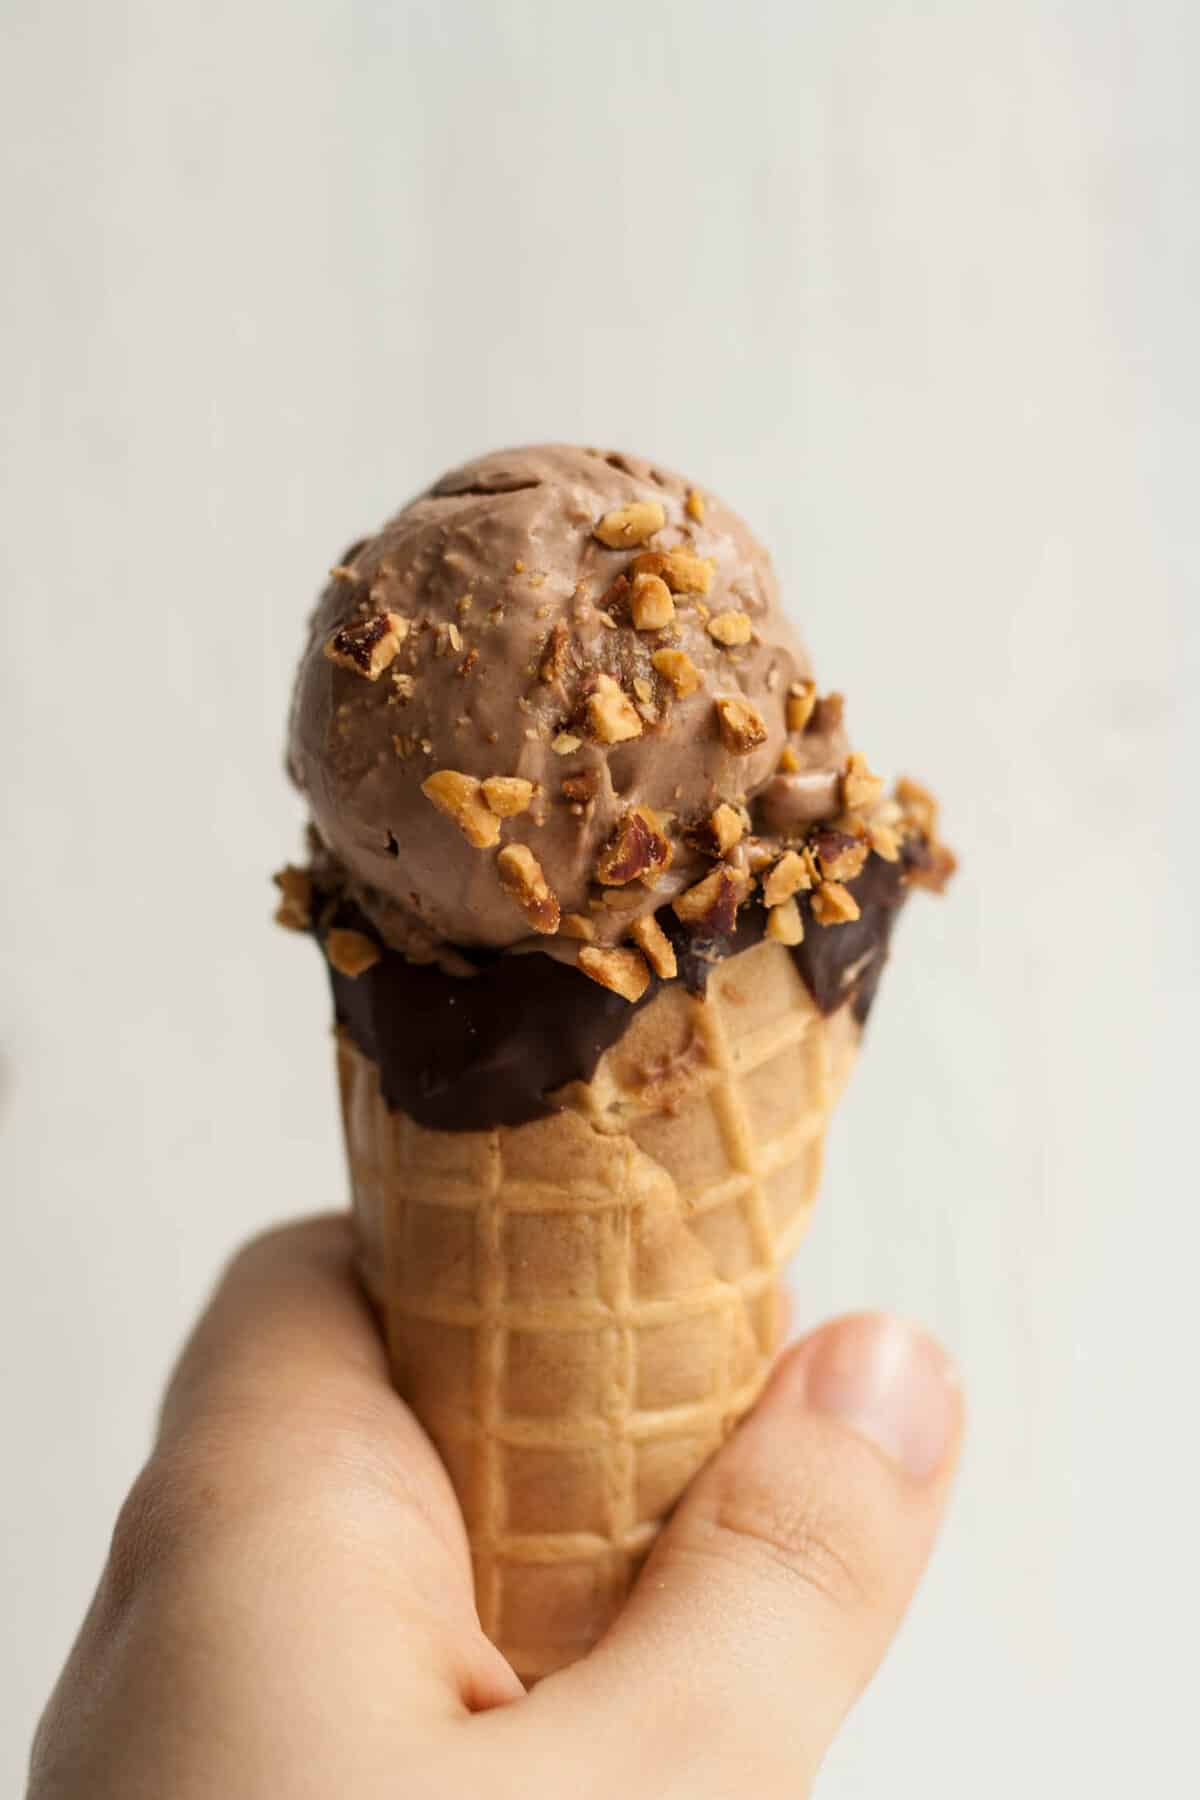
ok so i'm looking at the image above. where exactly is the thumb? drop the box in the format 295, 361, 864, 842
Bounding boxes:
557, 1313, 962, 1796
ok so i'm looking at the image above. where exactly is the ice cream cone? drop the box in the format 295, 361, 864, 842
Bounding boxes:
338, 937, 860, 1681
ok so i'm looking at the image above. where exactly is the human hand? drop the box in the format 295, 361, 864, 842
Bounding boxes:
30, 1217, 961, 1799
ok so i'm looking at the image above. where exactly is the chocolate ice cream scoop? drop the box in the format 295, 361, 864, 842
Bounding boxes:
287, 445, 848, 953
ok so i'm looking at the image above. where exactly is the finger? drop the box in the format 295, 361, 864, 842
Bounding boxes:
131, 1216, 520, 1709
542, 1313, 962, 1795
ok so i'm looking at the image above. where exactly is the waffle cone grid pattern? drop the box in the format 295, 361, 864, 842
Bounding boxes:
339, 940, 858, 1680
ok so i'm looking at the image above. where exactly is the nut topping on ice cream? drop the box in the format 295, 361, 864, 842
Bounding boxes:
284, 445, 955, 1027
287, 445, 848, 955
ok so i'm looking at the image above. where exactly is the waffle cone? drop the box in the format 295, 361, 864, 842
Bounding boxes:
338, 937, 859, 1681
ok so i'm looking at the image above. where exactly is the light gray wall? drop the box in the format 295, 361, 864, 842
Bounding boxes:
2, 3, 1196, 1793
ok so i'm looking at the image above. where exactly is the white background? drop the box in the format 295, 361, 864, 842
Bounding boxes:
2, 2, 1197, 1793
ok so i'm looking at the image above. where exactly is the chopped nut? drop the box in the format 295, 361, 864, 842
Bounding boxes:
867, 820, 902, 862
672, 864, 751, 935
481, 775, 534, 817
715, 696, 769, 754
577, 944, 652, 1002
707, 610, 753, 647
391, 671, 415, 700
562, 768, 601, 803
587, 673, 643, 744
685, 488, 705, 523
457, 647, 479, 677
633, 676, 653, 703
457, 594, 473, 615
810, 692, 845, 735
765, 896, 804, 946
593, 500, 666, 549
540, 620, 570, 683
843, 752, 884, 813
324, 928, 381, 978
908, 841, 958, 893
762, 850, 812, 907
559, 912, 596, 941
447, 622, 463, 651
420, 770, 501, 848
811, 881, 861, 927
709, 803, 744, 855
631, 546, 715, 594
324, 612, 408, 680
497, 844, 560, 934
786, 680, 818, 732
596, 807, 673, 885
630, 571, 675, 630
273, 866, 313, 931
329, 564, 360, 582
651, 647, 703, 697
896, 776, 940, 838
553, 732, 583, 755
811, 829, 869, 883
630, 913, 678, 979
392, 732, 418, 758
778, 745, 801, 773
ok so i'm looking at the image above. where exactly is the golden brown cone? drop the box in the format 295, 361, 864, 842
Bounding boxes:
338, 938, 860, 1682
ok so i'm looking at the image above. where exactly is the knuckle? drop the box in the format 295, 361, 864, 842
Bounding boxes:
697, 1474, 880, 1618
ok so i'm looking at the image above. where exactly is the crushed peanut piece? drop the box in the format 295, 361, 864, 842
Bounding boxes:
553, 732, 583, 755
324, 612, 408, 680
708, 610, 753, 647
457, 647, 479, 677
709, 803, 744, 855
497, 844, 560, 935
811, 881, 861, 927
762, 850, 812, 907
766, 896, 805, 946
630, 571, 675, 630
540, 620, 570, 683
562, 768, 600, 803
457, 594, 473, 615
587, 673, 643, 744
651, 647, 702, 697
786, 680, 818, 732
593, 500, 666, 549
577, 944, 651, 1002
811, 692, 845, 735
685, 488, 705, 523
672, 864, 751, 934
843, 752, 884, 813
329, 564, 359, 582
632, 546, 715, 595
716, 695, 769, 754
812, 829, 869, 884
273, 866, 313, 931
908, 842, 958, 893
513, 559, 525, 573
448, 622, 463, 652
420, 770, 501, 848
778, 745, 801, 773
596, 807, 673, 886
324, 928, 381, 978
630, 913, 678, 979
391, 671, 415, 700
633, 676, 653, 703
896, 776, 940, 837
867, 820, 902, 862
481, 775, 534, 818
558, 912, 596, 941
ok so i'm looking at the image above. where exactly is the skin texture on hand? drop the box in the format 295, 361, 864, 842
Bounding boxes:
29, 1218, 962, 1800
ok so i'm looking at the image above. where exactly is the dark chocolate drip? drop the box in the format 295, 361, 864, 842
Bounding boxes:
317, 852, 914, 1132
324, 903, 657, 1130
